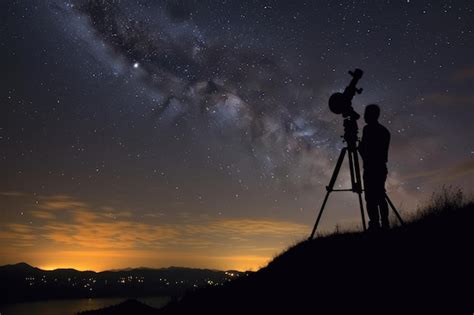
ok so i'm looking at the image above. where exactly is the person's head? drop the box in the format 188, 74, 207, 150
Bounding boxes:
364, 104, 380, 124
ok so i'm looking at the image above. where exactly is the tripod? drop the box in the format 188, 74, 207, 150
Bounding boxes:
309, 119, 404, 240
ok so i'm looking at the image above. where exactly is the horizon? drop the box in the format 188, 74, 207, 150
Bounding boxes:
2, 200, 473, 314
1, 261, 244, 272
1, 1, 473, 273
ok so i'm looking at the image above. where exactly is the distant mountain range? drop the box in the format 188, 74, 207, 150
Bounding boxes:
0, 262, 247, 304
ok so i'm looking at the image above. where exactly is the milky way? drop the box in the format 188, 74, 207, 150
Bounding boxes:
52, 0, 341, 183
52, 0, 473, 196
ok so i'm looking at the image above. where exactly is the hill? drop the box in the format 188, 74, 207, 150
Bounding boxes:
153, 193, 474, 314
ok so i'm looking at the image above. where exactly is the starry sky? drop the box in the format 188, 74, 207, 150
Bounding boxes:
1, 0, 473, 271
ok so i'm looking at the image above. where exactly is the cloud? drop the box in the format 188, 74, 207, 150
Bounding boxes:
101, 207, 133, 218
36, 212, 307, 250
181, 218, 308, 238
0, 191, 310, 271
401, 158, 474, 184
0, 194, 309, 269
451, 66, 474, 81
0, 224, 37, 247
39, 195, 88, 211
30, 210, 57, 220
6, 223, 33, 234
0, 191, 25, 197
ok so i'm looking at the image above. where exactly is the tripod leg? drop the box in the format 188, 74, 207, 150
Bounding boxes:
309, 148, 347, 239
350, 149, 367, 231
385, 194, 404, 225
347, 149, 356, 190
328, 148, 347, 189
351, 150, 363, 194
309, 190, 331, 240
357, 193, 367, 231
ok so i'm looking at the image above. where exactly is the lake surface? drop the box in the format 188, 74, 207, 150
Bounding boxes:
0, 296, 169, 315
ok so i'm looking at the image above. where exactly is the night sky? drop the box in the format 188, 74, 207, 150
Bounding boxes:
1, 0, 473, 271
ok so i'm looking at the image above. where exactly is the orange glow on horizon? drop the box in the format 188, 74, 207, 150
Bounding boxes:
32, 250, 272, 272
35, 254, 269, 272
37, 264, 93, 272
0, 194, 309, 272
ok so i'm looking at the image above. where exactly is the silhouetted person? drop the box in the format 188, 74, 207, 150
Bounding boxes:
358, 104, 391, 230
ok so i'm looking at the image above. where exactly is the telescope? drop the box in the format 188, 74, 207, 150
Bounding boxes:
329, 68, 363, 149
328, 69, 363, 120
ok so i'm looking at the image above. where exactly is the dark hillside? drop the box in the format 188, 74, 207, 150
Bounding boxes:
157, 198, 473, 314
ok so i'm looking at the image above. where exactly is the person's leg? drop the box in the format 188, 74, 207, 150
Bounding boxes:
378, 170, 389, 229
379, 195, 389, 229
364, 172, 380, 229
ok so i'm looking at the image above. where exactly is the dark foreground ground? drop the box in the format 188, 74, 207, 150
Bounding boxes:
82, 195, 474, 314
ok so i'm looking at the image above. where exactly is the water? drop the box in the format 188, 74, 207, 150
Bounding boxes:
0, 296, 170, 315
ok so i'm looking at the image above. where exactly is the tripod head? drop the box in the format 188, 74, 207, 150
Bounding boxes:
328, 69, 364, 148
343, 117, 359, 149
